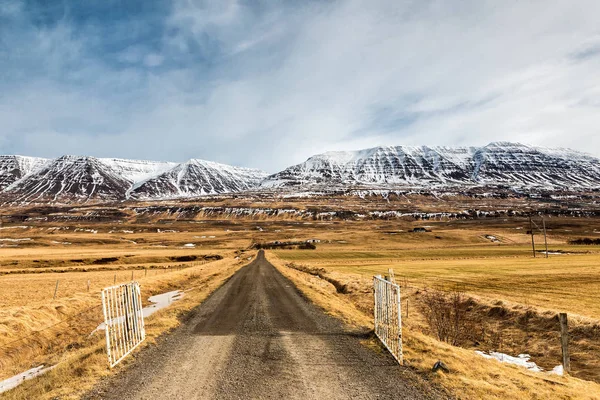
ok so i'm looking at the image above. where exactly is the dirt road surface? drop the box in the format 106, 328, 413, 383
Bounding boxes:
85, 251, 448, 399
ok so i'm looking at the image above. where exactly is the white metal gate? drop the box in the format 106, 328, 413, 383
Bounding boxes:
101, 282, 146, 368
373, 275, 403, 364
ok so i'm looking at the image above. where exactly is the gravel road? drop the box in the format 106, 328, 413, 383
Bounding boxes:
84, 250, 448, 399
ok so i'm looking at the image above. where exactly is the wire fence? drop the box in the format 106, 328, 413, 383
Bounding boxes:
0, 258, 231, 380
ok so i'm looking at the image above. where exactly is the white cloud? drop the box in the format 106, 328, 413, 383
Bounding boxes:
1, 0, 600, 172
144, 53, 164, 67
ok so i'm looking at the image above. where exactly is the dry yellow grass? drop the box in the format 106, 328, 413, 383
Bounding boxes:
0, 254, 249, 399
274, 249, 600, 320
0, 259, 221, 307
267, 251, 600, 399
2, 212, 600, 398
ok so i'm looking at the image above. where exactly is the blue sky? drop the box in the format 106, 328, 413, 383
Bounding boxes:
1, 0, 600, 172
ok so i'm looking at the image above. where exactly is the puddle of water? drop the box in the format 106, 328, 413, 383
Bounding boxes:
143, 291, 184, 318
93, 290, 184, 333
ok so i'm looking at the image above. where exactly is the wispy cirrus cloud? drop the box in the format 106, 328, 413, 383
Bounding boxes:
1, 0, 600, 172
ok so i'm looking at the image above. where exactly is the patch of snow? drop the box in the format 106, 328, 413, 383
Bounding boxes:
183, 243, 195, 248
0, 226, 29, 230
550, 365, 564, 376
74, 228, 98, 234
485, 235, 500, 242
0, 365, 54, 394
0, 238, 32, 242
475, 351, 562, 375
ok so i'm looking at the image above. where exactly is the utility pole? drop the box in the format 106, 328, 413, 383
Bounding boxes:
529, 216, 536, 258
543, 217, 549, 259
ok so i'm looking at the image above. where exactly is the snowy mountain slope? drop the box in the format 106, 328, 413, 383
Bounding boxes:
0, 156, 49, 190
262, 142, 600, 189
97, 158, 177, 182
1, 142, 598, 204
5, 156, 133, 203
0, 155, 267, 203
128, 159, 268, 199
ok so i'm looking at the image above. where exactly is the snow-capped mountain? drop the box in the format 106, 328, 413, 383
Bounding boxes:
0, 155, 267, 203
128, 159, 267, 199
6, 156, 134, 203
97, 158, 177, 182
0, 155, 49, 190
262, 142, 600, 189
1, 142, 598, 204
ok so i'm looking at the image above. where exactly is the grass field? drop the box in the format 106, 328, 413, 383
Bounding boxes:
0, 254, 247, 399
268, 249, 600, 399
275, 248, 600, 319
268, 221, 600, 398
2, 210, 600, 399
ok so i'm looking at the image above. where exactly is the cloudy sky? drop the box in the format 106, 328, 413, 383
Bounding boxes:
1, 0, 600, 172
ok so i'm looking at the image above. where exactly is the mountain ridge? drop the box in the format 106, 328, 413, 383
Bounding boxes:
0, 154, 267, 204
1, 142, 598, 204
261, 142, 600, 190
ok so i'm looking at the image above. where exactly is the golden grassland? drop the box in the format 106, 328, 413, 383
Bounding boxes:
267, 219, 600, 399
267, 251, 600, 400
2, 212, 600, 398
0, 255, 248, 399
0, 258, 222, 307
275, 250, 600, 320
0, 217, 259, 398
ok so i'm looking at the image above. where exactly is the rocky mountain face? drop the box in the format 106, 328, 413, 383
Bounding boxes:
1, 143, 598, 204
0, 155, 267, 204
0, 155, 49, 190
6, 156, 135, 203
128, 159, 267, 199
261, 142, 600, 190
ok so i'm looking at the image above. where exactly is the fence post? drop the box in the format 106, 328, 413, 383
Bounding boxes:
373, 276, 378, 335
559, 313, 571, 374
396, 285, 403, 364
87, 279, 90, 292
131, 271, 134, 281
529, 216, 536, 258
53, 280, 60, 300
114, 274, 117, 284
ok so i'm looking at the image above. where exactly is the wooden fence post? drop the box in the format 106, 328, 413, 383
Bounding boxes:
114, 274, 117, 284
131, 271, 134, 281
87, 279, 90, 292
53, 280, 60, 300
529, 216, 536, 258
559, 313, 571, 374
543, 217, 549, 259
